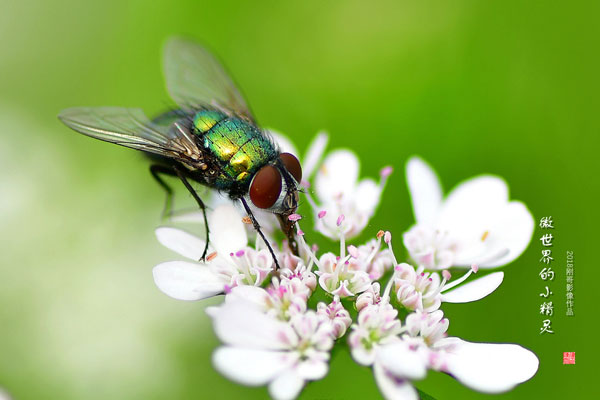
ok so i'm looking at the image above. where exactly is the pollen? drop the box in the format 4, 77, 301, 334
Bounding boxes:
206, 252, 218, 262
242, 216, 252, 224
481, 230, 490, 241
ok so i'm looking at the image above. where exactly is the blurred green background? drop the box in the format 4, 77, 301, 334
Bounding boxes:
0, 0, 596, 398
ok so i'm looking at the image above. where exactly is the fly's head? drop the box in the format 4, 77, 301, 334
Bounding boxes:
248, 152, 302, 217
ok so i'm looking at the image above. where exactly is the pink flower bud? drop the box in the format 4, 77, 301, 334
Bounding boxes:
348, 245, 359, 258
288, 213, 302, 222
380, 166, 393, 178
384, 231, 392, 244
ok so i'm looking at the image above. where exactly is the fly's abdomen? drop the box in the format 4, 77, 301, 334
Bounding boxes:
193, 111, 276, 189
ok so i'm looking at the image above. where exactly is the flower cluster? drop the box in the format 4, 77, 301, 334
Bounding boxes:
152, 133, 538, 399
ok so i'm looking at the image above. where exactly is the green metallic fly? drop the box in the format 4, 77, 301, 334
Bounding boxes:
59, 37, 302, 268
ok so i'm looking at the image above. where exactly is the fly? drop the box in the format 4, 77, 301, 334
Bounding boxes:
58, 37, 302, 269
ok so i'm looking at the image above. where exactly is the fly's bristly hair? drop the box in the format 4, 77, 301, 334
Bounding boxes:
258, 126, 278, 153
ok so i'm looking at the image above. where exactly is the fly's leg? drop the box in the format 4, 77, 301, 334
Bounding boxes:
173, 166, 210, 261
149, 164, 210, 261
149, 164, 176, 219
240, 197, 281, 271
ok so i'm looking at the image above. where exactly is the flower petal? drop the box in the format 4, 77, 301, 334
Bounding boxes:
376, 342, 428, 380
211, 299, 297, 350
209, 204, 248, 255
437, 176, 508, 240
450, 199, 534, 268
152, 261, 224, 301
406, 156, 443, 226
435, 175, 533, 268
442, 272, 504, 303
373, 361, 419, 400
478, 201, 534, 267
438, 337, 539, 393
296, 358, 328, 380
442, 175, 508, 215
354, 178, 381, 213
315, 150, 359, 203
155, 227, 207, 260
352, 347, 376, 366
226, 285, 269, 308
302, 131, 328, 179
269, 370, 305, 400
213, 346, 291, 386
169, 210, 206, 224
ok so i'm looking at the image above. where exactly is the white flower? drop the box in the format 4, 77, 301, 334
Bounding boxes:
393, 263, 506, 311
210, 298, 334, 400
404, 309, 449, 345
214, 259, 316, 322
313, 234, 394, 298
368, 309, 539, 399
147, 138, 539, 399
153, 204, 274, 300
223, 282, 308, 322
316, 252, 371, 298
313, 150, 390, 239
403, 156, 534, 270
382, 233, 507, 311
349, 239, 395, 280
348, 302, 426, 400
278, 254, 318, 293
348, 302, 403, 366
316, 295, 352, 339
394, 263, 443, 312
356, 282, 382, 312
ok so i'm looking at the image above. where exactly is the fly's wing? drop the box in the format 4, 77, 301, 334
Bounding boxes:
163, 37, 255, 123
58, 107, 200, 163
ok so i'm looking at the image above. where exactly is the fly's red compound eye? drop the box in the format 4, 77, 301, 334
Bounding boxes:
250, 165, 282, 209
279, 152, 302, 182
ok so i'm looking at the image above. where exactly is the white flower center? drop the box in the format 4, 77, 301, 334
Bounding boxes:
403, 225, 459, 270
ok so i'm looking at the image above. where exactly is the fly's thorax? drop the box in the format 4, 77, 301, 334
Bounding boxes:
191, 111, 277, 189
193, 109, 228, 133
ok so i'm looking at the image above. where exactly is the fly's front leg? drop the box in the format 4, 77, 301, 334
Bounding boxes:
149, 164, 177, 219
240, 197, 281, 271
174, 166, 210, 261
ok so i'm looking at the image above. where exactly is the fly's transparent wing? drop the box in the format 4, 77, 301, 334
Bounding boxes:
163, 37, 254, 122
58, 107, 198, 160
